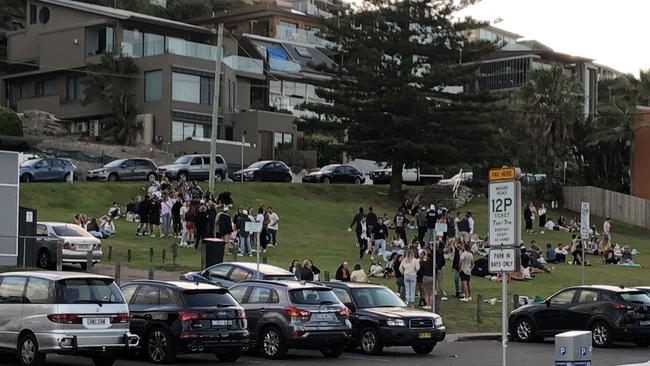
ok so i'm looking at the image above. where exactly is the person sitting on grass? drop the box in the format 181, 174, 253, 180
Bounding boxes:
351, 263, 369, 283
86, 218, 103, 239
368, 261, 384, 277
335, 262, 351, 282
602, 244, 620, 265
99, 215, 116, 237
622, 245, 635, 264
108, 202, 121, 219
545, 243, 557, 264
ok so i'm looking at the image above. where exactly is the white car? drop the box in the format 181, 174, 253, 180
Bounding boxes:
438, 172, 473, 185
37, 222, 102, 270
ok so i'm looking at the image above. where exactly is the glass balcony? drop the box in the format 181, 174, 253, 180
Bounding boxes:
290, 0, 333, 18
276, 24, 335, 48
223, 55, 264, 75
166, 37, 217, 61
269, 58, 301, 73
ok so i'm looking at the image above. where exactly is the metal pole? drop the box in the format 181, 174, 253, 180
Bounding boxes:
241, 135, 245, 183
581, 239, 585, 285
431, 241, 436, 314
256, 231, 261, 279
208, 23, 224, 191
502, 272, 507, 366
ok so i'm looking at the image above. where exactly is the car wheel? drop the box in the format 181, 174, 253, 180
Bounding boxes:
18, 333, 46, 366
354, 177, 361, 184
216, 171, 224, 182
254, 175, 262, 182
635, 338, 650, 347
514, 317, 535, 342
322, 177, 330, 184
320, 344, 344, 358
591, 322, 613, 348
215, 348, 241, 362
21, 174, 31, 183
146, 327, 176, 364
91, 355, 116, 366
359, 327, 383, 355
412, 343, 436, 354
147, 173, 157, 182
108, 173, 119, 182
177, 172, 188, 181
261, 326, 287, 360
284, 175, 292, 183
37, 249, 52, 270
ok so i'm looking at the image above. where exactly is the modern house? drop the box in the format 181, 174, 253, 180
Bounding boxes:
1, 0, 312, 168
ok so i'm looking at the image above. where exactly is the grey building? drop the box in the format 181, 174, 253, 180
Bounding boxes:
1, 0, 311, 168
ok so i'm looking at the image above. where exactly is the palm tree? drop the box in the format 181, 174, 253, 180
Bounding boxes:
517, 64, 584, 197
82, 52, 142, 145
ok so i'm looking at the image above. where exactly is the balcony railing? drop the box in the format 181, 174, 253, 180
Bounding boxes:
223, 55, 264, 75
269, 58, 301, 73
276, 25, 335, 48
289, 0, 333, 18
166, 37, 217, 61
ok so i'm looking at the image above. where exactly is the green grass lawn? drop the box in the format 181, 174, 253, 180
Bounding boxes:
19, 182, 650, 333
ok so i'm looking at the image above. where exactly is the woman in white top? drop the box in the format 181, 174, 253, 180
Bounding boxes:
391, 234, 405, 254
399, 250, 420, 307
538, 203, 547, 230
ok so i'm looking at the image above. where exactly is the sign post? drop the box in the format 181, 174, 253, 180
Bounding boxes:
488, 167, 521, 366
580, 202, 590, 285
245, 221, 263, 278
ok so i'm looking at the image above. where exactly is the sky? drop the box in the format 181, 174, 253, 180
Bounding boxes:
456, 0, 650, 75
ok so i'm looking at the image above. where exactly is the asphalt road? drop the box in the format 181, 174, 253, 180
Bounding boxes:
1, 339, 649, 366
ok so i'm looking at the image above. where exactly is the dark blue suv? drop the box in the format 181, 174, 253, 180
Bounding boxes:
182, 262, 297, 288
20, 158, 78, 182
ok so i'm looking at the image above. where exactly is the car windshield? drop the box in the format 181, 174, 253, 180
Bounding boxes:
51, 225, 92, 237
320, 165, 339, 173
20, 159, 41, 167
104, 159, 125, 168
619, 292, 650, 304
289, 288, 341, 305
183, 290, 239, 307
174, 156, 192, 165
56, 278, 124, 304
264, 274, 298, 281
247, 161, 268, 169
351, 287, 406, 308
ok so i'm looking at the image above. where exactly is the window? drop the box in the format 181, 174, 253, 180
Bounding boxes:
274, 132, 293, 152
332, 288, 352, 305
0, 276, 26, 303
229, 286, 248, 303
351, 288, 405, 308
39, 7, 50, 24
36, 224, 48, 236
51, 225, 91, 237
133, 285, 160, 305
120, 285, 138, 303
225, 126, 234, 141
577, 290, 599, 304
56, 279, 124, 304
25, 277, 53, 304
122, 29, 143, 58
550, 290, 576, 305
30, 5, 37, 24
34, 79, 57, 97
289, 289, 340, 305
145, 70, 162, 102
172, 121, 211, 142
207, 264, 232, 280
229, 267, 252, 282
85, 26, 114, 56
172, 72, 201, 103
159, 288, 176, 305
200, 76, 214, 105
295, 46, 312, 58
183, 290, 239, 307
66, 76, 85, 101
247, 287, 271, 304
144, 33, 164, 56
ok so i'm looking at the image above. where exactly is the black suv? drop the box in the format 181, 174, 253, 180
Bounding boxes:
327, 282, 446, 355
509, 285, 650, 347
120, 280, 249, 363
302, 164, 365, 184
233, 161, 292, 182
229, 280, 352, 359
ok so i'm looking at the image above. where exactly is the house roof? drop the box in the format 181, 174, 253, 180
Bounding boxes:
38, 0, 212, 34
189, 2, 320, 25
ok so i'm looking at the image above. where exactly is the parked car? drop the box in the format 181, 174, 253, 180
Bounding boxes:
119, 280, 248, 364
86, 158, 158, 182
438, 171, 473, 186
327, 282, 445, 355
369, 165, 442, 185
636, 287, 650, 296
509, 285, 650, 347
158, 154, 228, 181
182, 262, 297, 288
228, 280, 351, 359
233, 160, 292, 183
19, 158, 77, 183
36, 222, 102, 270
302, 164, 365, 184
0, 271, 138, 366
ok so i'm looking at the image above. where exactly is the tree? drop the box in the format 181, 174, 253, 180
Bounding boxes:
299, 0, 499, 200
82, 52, 142, 145
517, 64, 584, 198
0, 106, 23, 136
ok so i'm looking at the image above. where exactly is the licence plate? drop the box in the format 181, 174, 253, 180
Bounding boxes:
84, 317, 108, 327
418, 332, 432, 339
212, 320, 233, 327
640, 320, 650, 326
313, 313, 336, 321
76, 244, 92, 251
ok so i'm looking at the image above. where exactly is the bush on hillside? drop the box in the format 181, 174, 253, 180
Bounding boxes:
0, 107, 23, 136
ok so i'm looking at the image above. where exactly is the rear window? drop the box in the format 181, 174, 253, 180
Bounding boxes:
618, 292, 650, 304
56, 278, 125, 304
51, 225, 91, 237
263, 275, 297, 281
289, 288, 340, 305
183, 290, 239, 307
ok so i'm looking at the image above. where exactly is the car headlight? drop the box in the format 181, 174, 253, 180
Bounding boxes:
386, 318, 406, 327
244, 171, 254, 176
434, 316, 443, 328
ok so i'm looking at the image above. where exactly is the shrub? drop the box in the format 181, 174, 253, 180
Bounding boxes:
0, 107, 23, 136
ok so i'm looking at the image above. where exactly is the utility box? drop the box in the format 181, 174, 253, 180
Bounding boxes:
17, 207, 38, 267
555, 331, 592, 366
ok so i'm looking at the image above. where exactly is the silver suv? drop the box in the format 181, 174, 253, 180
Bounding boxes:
158, 154, 228, 181
86, 158, 159, 182
0, 271, 138, 366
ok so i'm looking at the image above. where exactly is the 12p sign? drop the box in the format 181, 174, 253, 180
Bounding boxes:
489, 181, 516, 246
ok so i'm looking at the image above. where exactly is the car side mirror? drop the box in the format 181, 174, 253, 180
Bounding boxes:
545, 300, 551, 308
345, 303, 355, 311
120, 164, 128, 169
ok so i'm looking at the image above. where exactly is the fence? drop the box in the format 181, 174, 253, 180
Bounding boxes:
563, 186, 650, 229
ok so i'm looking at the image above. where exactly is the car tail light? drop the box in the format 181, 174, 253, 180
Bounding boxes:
179, 311, 209, 321
285, 307, 311, 318
111, 313, 129, 323
613, 303, 633, 311
48, 314, 82, 324
338, 307, 350, 318
62, 241, 74, 249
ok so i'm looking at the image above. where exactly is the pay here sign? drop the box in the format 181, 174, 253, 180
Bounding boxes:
489, 181, 516, 246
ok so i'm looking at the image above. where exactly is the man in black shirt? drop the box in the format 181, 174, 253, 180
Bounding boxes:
372, 217, 389, 260
366, 207, 378, 237
217, 186, 234, 207
393, 208, 410, 244
426, 204, 438, 243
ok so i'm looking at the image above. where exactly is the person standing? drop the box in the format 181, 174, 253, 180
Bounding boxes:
216, 206, 233, 244
366, 207, 378, 238
426, 204, 438, 244
171, 197, 183, 238
603, 218, 612, 242
372, 217, 389, 261
358, 216, 368, 259
399, 250, 420, 307
161, 195, 173, 238
194, 204, 210, 250
298, 260, 314, 281
184, 202, 196, 247
349, 207, 365, 245
149, 196, 162, 238
257, 207, 269, 253
450, 239, 462, 298
538, 203, 547, 231
393, 208, 410, 244
457, 214, 470, 245
267, 207, 279, 247
467, 211, 475, 237
136, 195, 151, 236
217, 186, 234, 207
524, 202, 534, 234
459, 243, 474, 302
419, 251, 434, 309
237, 209, 252, 257
435, 241, 447, 300
393, 254, 405, 300
179, 200, 189, 246
416, 207, 428, 244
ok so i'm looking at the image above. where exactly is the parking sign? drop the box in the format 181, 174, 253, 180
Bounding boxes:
489, 181, 516, 246
580, 202, 590, 240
